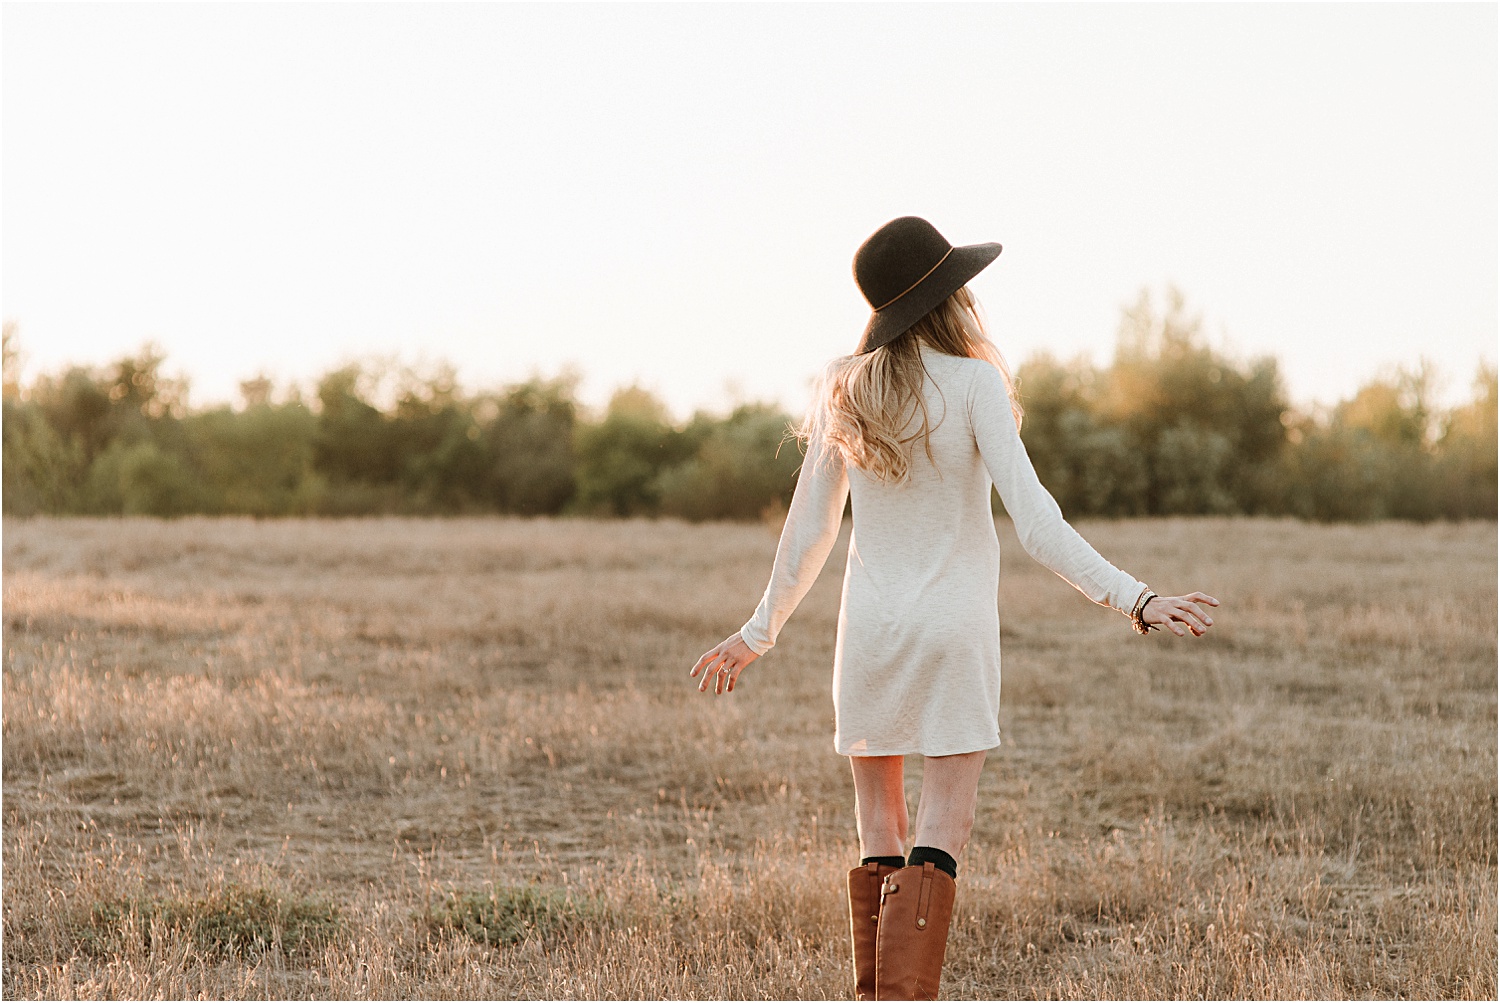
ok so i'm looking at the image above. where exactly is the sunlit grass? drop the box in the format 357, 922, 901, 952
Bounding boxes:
4, 515, 1494, 999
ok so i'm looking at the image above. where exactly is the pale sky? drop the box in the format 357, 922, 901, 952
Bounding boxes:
3, 4, 1495, 420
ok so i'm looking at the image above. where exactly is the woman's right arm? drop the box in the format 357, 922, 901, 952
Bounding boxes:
967, 360, 1219, 636
967, 360, 1148, 616
737, 413, 851, 656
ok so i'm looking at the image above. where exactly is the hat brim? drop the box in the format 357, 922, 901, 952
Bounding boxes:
854, 242, 1002, 355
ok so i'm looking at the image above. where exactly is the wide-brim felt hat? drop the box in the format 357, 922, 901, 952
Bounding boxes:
852, 216, 1002, 355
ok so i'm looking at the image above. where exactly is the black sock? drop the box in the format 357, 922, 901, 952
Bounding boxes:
907, 845, 957, 879
860, 855, 906, 869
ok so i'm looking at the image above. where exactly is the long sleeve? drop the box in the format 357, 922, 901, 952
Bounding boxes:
738, 414, 850, 656
968, 361, 1148, 614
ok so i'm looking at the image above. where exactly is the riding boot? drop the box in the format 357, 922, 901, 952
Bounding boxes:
847, 861, 900, 1000
874, 863, 956, 1001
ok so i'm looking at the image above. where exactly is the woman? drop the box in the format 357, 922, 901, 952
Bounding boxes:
690, 216, 1219, 1001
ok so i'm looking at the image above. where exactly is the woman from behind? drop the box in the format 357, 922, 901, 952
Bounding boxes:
692, 217, 1220, 1000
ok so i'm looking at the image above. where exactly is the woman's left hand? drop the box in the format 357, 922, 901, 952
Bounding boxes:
690, 632, 760, 695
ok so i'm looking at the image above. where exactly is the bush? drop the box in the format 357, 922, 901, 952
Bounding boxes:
480, 377, 578, 515
657, 405, 801, 522
1153, 420, 1238, 515
182, 403, 321, 515
570, 387, 698, 517
1, 399, 89, 515
1, 316, 1493, 522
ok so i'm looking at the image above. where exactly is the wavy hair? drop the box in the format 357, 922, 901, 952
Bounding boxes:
796, 286, 1023, 485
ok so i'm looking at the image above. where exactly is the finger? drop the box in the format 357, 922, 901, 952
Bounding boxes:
1173, 606, 1203, 635
703, 653, 732, 692
698, 653, 722, 690
1190, 592, 1220, 606
1186, 601, 1213, 628
1160, 599, 1201, 634
1166, 610, 1187, 636
715, 662, 732, 695
691, 649, 718, 677
727, 663, 745, 692
1175, 602, 1210, 633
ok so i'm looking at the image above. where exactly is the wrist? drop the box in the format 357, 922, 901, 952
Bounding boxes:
738, 623, 773, 656
1128, 587, 1159, 635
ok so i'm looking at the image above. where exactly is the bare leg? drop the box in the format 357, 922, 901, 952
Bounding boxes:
849, 755, 908, 859
911, 750, 987, 860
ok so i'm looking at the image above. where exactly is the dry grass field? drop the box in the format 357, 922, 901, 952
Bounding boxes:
2, 514, 1495, 1000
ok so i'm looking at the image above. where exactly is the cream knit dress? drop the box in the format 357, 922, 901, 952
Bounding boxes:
739, 344, 1149, 757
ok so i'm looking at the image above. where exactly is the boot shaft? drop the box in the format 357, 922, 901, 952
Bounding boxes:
847, 862, 899, 1001
874, 862, 956, 1001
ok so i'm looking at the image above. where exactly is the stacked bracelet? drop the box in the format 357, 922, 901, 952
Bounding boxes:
1129, 588, 1160, 635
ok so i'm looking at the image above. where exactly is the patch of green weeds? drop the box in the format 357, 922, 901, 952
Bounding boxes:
80, 884, 340, 958
424, 885, 597, 947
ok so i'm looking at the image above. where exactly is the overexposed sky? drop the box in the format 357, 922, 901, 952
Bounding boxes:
3, 4, 1495, 419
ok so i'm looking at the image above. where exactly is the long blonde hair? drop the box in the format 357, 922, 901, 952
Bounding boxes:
799, 286, 1023, 485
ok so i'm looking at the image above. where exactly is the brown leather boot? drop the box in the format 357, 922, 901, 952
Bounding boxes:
874, 863, 956, 1001
847, 862, 900, 1000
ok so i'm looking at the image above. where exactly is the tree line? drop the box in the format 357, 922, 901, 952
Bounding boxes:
3, 290, 1494, 522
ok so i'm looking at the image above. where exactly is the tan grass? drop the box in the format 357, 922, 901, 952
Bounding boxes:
3, 515, 1495, 999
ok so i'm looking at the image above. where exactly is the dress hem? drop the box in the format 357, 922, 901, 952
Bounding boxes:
835, 738, 1001, 758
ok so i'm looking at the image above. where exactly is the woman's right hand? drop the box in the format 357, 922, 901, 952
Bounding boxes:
689, 631, 761, 694
1143, 592, 1219, 636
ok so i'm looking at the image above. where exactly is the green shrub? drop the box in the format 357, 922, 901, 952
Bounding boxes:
657, 405, 801, 521
1, 399, 89, 515
570, 387, 698, 517
115, 441, 203, 516
182, 403, 320, 515
1152, 419, 1238, 515
1, 318, 1493, 522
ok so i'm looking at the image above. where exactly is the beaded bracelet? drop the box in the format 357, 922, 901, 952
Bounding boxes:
1129, 588, 1160, 635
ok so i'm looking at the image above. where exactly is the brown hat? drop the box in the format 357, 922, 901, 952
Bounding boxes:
852, 216, 1002, 355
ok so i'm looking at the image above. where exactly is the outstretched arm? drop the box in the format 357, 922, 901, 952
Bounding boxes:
690, 414, 850, 694
741, 417, 850, 652
968, 361, 1220, 635
968, 361, 1149, 617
